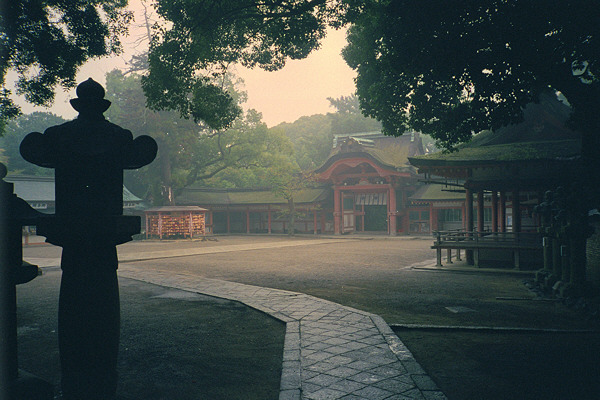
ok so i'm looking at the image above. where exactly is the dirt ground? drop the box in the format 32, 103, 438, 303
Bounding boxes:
21, 235, 600, 399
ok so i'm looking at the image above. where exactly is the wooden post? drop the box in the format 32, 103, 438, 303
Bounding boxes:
246, 208, 250, 234
477, 190, 484, 234
333, 187, 341, 235
388, 186, 397, 236
313, 208, 318, 234
491, 191, 498, 233
465, 188, 474, 265
267, 206, 272, 234
158, 212, 163, 240
226, 209, 230, 234
512, 190, 521, 233
499, 191, 507, 232
361, 204, 365, 232
429, 203, 435, 232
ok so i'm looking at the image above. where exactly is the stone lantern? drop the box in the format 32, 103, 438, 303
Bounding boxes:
20, 78, 157, 399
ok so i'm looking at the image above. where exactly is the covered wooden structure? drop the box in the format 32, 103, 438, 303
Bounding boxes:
144, 206, 207, 239
314, 132, 424, 235
176, 187, 331, 234
409, 93, 581, 268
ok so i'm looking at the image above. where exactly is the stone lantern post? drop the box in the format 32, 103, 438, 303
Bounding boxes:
20, 78, 157, 399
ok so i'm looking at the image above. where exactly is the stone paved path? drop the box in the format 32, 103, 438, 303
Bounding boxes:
118, 266, 447, 400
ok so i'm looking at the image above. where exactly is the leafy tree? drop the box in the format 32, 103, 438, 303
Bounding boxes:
272, 95, 381, 171
141, 0, 348, 126
342, 1, 600, 152
0, 0, 132, 133
326, 94, 381, 136
105, 69, 297, 204
0, 112, 66, 175
266, 160, 315, 236
272, 114, 333, 171
342, 1, 600, 288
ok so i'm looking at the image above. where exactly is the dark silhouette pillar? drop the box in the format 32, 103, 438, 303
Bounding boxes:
0, 163, 53, 399
20, 78, 157, 400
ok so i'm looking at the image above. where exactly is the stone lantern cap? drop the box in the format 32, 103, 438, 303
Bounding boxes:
69, 78, 111, 113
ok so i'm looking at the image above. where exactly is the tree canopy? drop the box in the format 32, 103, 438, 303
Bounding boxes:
342, 1, 600, 150
0, 0, 132, 133
141, 0, 348, 127
273, 94, 381, 171
0, 112, 66, 175
105, 70, 296, 204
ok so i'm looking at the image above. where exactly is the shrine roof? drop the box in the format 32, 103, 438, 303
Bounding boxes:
409, 139, 580, 167
409, 92, 581, 168
145, 206, 207, 213
5, 175, 55, 202
177, 186, 330, 206
5, 174, 142, 203
315, 132, 423, 174
408, 184, 465, 201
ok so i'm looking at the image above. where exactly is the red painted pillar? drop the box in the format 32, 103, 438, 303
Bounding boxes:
429, 203, 435, 232
499, 191, 507, 232
465, 189, 474, 233
388, 186, 397, 235
333, 187, 341, 235
477, 190, 484, 233
267, 206, 272, 234
313, 208, 318, 234
158, 212, 163, 239
491, 191, 498, 233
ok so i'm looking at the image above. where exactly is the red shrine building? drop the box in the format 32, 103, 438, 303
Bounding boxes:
177, 131, 465, 235
314, 132, 424, 235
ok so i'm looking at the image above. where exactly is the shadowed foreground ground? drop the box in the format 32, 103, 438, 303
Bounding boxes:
16, 269, 284, 400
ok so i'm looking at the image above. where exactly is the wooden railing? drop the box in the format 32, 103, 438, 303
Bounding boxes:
432, 230, 542, 269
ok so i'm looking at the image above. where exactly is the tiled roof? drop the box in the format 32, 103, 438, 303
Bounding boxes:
5, 175, 142, 203
5, 175, 55, 202
409, 92, 581, 168
177, 187, 330, 206
145, 206, 207, 212
408, 184, 465, 201
315, 132, 423, 174
410, 139, 580, 166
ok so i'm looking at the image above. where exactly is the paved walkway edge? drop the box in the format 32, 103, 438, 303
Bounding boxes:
117, 267, 447, 400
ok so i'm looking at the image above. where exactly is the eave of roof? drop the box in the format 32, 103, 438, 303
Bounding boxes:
408, 184, 465, 201
409, 139, 581, 168
177, 187, 330, 206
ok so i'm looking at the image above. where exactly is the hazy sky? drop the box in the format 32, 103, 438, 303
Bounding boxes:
13, 2, 357, 127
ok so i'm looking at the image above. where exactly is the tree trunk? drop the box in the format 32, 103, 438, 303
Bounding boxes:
157, 139, 174, 206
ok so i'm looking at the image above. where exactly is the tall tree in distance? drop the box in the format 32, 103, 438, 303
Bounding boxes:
0, 0, 132, 133
105, 69, 296, 205
0, 112, 66, 175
